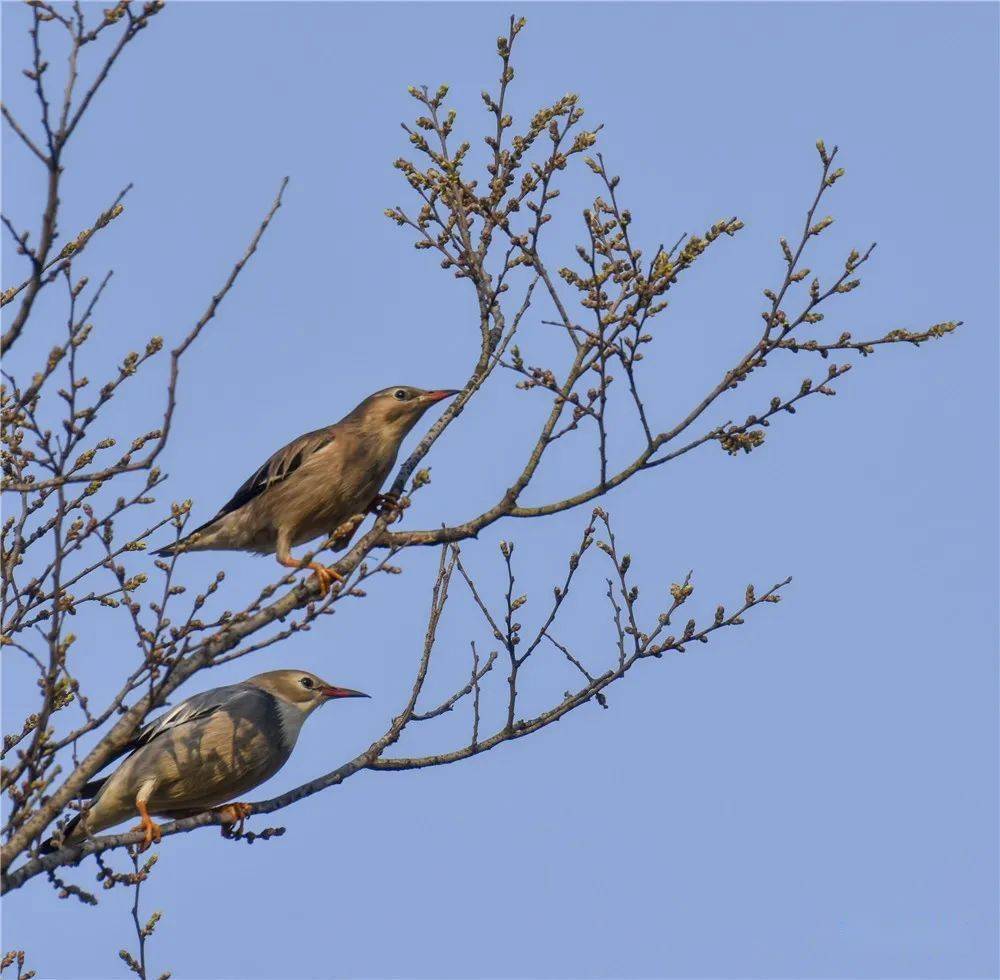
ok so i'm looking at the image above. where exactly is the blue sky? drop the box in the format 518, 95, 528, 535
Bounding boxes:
2, 2, 997, 978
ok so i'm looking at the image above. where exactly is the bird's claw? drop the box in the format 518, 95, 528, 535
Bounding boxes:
310, 564, 344, 595
369, 492, 399, 513
278, 555, 344, 596
369, 493, 405, 524
217, 801, 253, 838
131, 816, 162, 853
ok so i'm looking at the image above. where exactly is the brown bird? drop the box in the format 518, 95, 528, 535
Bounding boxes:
157, 386, 458, 591
42, 669, 369, 852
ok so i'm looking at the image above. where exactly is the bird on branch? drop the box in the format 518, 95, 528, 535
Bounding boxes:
156, 386, 459, 592
41, 670, 369, 853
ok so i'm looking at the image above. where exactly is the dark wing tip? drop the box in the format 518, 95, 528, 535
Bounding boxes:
77, 776, 108, 799
40, 813, 82, 853
216, 429, 335, 519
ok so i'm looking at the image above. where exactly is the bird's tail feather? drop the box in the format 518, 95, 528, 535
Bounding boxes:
154, 517, 217, 558
38, 774, 108, 852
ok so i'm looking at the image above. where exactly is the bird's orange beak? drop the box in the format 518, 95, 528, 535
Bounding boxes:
320, 686, 370, 700
421, 389, 460, 403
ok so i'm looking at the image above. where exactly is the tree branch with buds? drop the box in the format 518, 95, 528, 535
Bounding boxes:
1, 15, 959, 960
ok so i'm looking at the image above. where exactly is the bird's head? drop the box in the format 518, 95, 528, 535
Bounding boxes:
353, 386, 459, 438
248, 669, 370, 715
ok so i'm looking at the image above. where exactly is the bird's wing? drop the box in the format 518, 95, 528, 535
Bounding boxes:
81, 685, 268, 790
213, 426, 337, 519
129, 685, 260, 750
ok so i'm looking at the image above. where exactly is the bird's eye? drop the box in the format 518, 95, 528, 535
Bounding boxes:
300, 676, 314, 689
393, 388, 408, 401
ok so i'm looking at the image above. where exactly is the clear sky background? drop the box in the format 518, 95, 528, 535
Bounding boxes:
2, 2, 997, 978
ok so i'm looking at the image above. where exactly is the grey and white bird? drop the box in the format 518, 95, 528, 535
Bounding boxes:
42, 669, 368, 852
156, 386, 458, 591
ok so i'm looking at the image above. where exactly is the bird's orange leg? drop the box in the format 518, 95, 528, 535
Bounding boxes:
276, 553, 343, 595
215, 801, 252, 838
130, 799, 161, 853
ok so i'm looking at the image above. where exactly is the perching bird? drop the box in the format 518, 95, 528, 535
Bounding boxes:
156, 386, 458, 592
42, 669, 368, 853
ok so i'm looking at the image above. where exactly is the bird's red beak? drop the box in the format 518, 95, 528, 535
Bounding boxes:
421, 389, 460, 403
320, 686, 370, 700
